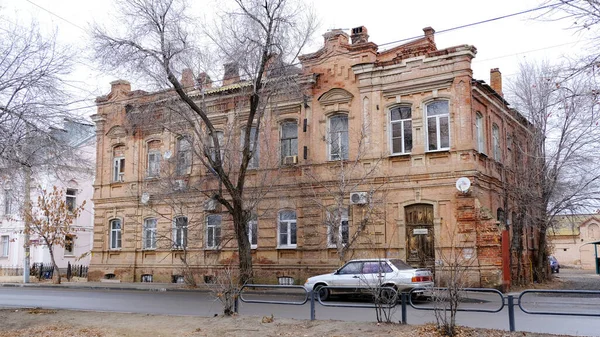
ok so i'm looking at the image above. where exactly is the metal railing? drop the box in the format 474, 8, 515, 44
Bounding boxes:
236, 284, 600, 332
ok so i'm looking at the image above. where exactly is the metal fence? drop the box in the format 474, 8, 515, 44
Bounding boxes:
238, 284, 600, 333
1, 263, 88, 280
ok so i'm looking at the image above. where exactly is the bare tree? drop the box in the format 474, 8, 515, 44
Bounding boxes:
507, 60, 600, 282
27, 187, 86, 284
93, 0, 316, 284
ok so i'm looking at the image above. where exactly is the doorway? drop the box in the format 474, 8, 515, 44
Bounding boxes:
405, 204, 435, 268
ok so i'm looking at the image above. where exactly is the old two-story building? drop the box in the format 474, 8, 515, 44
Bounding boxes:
89, 26, 535, 288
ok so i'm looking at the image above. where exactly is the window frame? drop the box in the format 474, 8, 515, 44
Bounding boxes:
1, 235, 9, 257
64, 234, 74, 255
327, 207, 349, 248
109, 219, 122, 250
113, 157, 125, 182
277, 210, 297, 248
389, 106, 413, 155
206, 214, 222, 249
425, 100, 450, 152
3, 189, 12, 215
328, 114, 349, 161
147, 150, 161, 178
241, 126, 259, 169
173, 216, 188, 249
280, 121, 298, 162
66, 188, 77, 213
176, 136, 192, 176
492, 123, 501, 161
248, 214, 258, 249
475, 112, 485, 153
143, 218, 157, 250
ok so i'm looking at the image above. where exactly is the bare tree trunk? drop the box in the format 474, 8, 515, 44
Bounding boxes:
47, 244, 61, 284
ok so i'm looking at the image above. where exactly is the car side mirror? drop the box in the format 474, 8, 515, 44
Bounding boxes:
334, 269, 340, 274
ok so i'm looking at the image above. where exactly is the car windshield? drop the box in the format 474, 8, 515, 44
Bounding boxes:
389, 259, 413, 270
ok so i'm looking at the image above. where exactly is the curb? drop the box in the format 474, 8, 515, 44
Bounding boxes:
0, 282, 209, 293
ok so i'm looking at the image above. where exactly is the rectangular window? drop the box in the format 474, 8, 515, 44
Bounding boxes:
241, 127, 259, 168
1, 235, 9, 257
110, 219, 122, 249
329, 115, 349, 160
390, 106, 412, 154
147, 151, 161, 177
278, 210, 297, 248
173, 216, 188, 249
3, 189, 12, 215
176, 137, 192, 175
143, 218, 157, 249
64, 234, 74, 255
492, 124, 501, 161
113, 157, 125, 182
206, 214, 221, 249
248, 215, 258, 249
280, 122, 298, 163
209, 131, 224, 162
476, 112, 485, 153
426, 101, 450, 151
327, 208, 349, 247
66, 188, 77, 213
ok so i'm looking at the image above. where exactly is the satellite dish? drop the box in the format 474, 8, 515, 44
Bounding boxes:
455, 177, 471, 193
163, 150, 172, 159
140, 192, 150, 204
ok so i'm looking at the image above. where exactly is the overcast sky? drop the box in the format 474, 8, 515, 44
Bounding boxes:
1, 0, 589, 116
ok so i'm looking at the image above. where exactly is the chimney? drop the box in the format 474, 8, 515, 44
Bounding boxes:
323, 29, 349, 49
223, 62, 240, 86
423, 27, 435, 43
110, 80, 131, 95
490, 68, 503, 97
181, 68, 194, 89
350, 26, 369, 44
197, 72, 212, 90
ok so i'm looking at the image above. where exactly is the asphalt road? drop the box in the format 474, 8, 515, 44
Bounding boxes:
0, 287, 599, 336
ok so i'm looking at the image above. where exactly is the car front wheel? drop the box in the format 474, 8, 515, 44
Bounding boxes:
314, 284, 330, 301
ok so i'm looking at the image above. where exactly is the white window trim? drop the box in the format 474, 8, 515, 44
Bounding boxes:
476, 112, 485, 153
143, 218, 157, 250
327, 115, 349, 161
248, 218, 258, 249
110, 219, 122, 250
277, 211, 297, 249
389, 106, 412, 155
425, 101, 450, 152
113, 157, 125, 182
147, 150, 161, 178
206, 215, 221, 249
1, 235, 9, 257
66, 188, 77, 213
172, 216, 188, 249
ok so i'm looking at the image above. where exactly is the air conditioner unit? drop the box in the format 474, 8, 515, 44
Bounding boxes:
204, 198, 217, 211
350, 192, 368, 205
283, 155, 298, 165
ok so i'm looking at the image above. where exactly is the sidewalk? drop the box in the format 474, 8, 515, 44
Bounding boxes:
0, 276, 209, 292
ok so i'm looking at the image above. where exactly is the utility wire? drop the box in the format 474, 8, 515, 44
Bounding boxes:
25, 0, 87, 32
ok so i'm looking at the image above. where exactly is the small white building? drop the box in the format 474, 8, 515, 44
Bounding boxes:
0, 120, 95, 273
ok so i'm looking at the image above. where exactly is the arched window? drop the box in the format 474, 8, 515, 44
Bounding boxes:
475, 112, 485, 153
328, 115, 348, 160
492, 123, 501, 161
425, 101, 450, 151
280, 121, 298, 163
176, 136, 192, 175
173, 216, 188, 249
278, 210, 297, 248
143, 218, 157, 249
390, 106, 412, 154
497, 208, 506, 226
589, 223, 600, 239
110, 219, 122, 249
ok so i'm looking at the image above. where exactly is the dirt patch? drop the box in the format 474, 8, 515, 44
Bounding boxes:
0, 309, 575, 337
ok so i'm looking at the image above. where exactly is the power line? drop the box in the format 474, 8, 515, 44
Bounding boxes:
25, 0, 87, 32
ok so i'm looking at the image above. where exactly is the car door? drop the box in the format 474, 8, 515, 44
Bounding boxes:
331, 261, 363, 287
362, 261, 394, 288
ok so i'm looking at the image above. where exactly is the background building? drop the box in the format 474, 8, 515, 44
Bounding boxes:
0, 120, 95, 273
550, 214, 600, 270
89, 27, 535, 288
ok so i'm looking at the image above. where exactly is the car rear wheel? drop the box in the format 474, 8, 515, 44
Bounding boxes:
314, 284, 330, 301
378, 286, 398, 304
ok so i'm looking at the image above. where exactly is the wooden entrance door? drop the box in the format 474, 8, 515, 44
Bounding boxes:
405, 204, 435, 268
